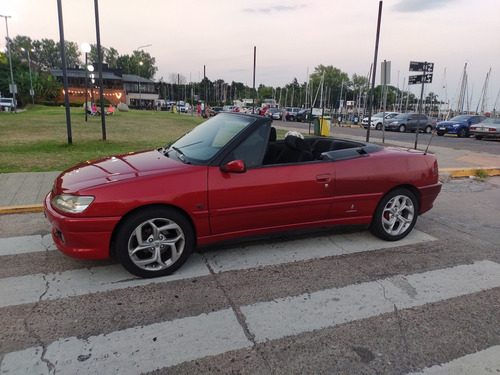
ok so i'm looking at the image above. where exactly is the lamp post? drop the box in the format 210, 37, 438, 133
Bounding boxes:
1, 14, 17, 113
138, 61, 143, 109
81, 43, 91, 121
88, 65, 95, 105
20, 47, 35, 105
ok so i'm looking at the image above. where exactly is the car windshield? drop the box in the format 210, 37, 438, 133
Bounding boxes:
167, 113, 255, 163
449, 115, 471, 121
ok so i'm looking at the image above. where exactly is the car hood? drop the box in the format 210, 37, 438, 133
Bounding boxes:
54, 149, 188, 194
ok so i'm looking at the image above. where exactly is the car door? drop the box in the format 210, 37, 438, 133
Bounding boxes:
207, 129, 335, 235
208, 163, 335, 235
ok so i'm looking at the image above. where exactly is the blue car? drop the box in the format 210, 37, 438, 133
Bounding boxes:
436, 115, 487, 138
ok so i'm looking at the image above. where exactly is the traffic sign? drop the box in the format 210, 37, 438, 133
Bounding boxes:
408, 74, 433, 85
409, 61, 434, 73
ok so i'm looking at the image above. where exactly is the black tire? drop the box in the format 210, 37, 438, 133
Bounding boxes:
437, 132, 444, 136
398, 124, 406, 133
289, 115, 295, 122
114, 207, 194, 278
370, 188, 419, 241
475, 135, 483, 140
457, 128, 467, 138
424, 125, 432, 134
375, 123, 382, 130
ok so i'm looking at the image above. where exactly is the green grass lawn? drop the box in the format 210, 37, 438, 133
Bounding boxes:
0, 106, 205, 173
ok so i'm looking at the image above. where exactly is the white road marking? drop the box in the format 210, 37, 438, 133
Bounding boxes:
2, 261, 498, 374
406, 345, 500, 374
0, 256, 210, 308
0, 309, 252, 375
241, 260, 500, 343
205, 229, 435, 273
0, 230, 435, 309
0, 234, 55, 256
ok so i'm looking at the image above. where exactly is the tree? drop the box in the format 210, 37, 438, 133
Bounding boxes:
168, 73, 187, 85
88, 45, 120, 68
115, 50, 157, 79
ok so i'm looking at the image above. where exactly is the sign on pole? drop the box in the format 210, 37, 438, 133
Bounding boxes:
409, 61, 434, 73
381, 61, 391, 85
408, 74, 433, 85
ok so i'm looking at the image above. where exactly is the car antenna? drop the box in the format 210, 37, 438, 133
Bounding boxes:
424, 131, 435, 155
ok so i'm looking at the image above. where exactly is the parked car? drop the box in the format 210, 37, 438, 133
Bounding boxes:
296, 109, 312, 122
44, 113, 442, 278
361, 112, 399, 130
384, 113, 435, 133
283, 107, 301, 121
265, 107, 282, 120
0, 97, 16, 112
436, 115, 487, 138
469, 117, 500, 140
209, 106, 223, 116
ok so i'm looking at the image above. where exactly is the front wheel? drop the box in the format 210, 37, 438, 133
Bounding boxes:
114, 207, 194, 278
457, 128, 467, 138
398, 124, 406, 132
437, 132, 444, 136
375, 123, 382, 130
370, 189, 419, 241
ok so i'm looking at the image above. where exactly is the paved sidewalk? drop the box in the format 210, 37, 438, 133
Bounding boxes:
0, 139, 499, 214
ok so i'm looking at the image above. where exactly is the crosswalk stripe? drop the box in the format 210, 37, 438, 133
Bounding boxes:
0, 230, 435, 308
0, 257, 210, 309
2, 261, 498, 374
241, 260, 500, 343
406, 345, 500, 374
205, 229, 435, 273
0, 234, 55, 256
0, 309, 252, 375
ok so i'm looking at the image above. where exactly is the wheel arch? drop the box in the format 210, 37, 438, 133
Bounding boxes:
109, 203, 197, 255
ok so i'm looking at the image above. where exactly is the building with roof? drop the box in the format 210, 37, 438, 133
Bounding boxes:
51, 64, 158, 108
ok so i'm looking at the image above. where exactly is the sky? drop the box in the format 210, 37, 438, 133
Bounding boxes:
1, 0, 499, 112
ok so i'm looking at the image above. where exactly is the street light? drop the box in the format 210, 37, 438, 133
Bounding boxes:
138, 61, 143, 109
81, 42, 91, 121
1, 14, 17, 113
21, 47, 35, 105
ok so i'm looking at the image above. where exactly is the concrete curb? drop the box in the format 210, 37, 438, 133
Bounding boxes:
440, 167, 500, 178
0, 204, 44, 215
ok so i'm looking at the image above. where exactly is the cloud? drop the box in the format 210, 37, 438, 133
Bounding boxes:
243, 4, 307, 14
392, 0, 457, 12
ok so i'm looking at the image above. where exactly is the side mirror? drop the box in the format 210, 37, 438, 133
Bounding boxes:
221, 160, 246, 173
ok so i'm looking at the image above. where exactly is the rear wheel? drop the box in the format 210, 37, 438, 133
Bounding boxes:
424, 125, 432, 134
475, 135, 483, 140
398, 124, 406, 132
370, 188, 418, 241
115, 207, 194, 278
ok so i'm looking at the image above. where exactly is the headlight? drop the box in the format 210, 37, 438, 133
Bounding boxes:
52, 194, 95, 214
452, 124, 459, 127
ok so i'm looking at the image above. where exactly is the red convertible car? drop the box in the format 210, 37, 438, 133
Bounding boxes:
45, 113, 441, 278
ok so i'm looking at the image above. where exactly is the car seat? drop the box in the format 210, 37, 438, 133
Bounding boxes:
274, 135, 313, 163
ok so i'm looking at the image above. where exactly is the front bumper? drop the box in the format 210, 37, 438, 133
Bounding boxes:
44, 193, 121, 259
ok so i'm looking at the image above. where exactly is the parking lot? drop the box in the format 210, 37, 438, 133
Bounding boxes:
0, 172, 499, 373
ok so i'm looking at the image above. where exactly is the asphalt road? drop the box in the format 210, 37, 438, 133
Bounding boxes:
0, 175, 499, 374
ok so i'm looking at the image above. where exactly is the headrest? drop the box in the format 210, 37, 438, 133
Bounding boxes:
284, 135, 307, 151
269, 127, 277, 142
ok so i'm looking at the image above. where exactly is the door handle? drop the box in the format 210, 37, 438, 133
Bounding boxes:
316, 174, 331, 183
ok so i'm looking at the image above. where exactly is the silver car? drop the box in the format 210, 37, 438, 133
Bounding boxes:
470, 117, 500, 140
